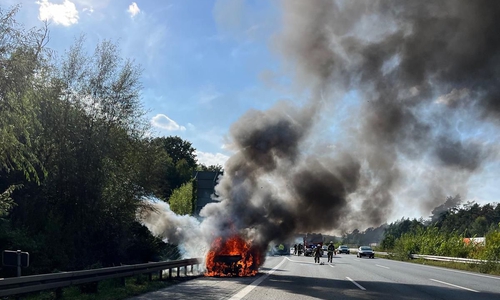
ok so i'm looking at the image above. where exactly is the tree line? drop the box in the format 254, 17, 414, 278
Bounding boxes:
340, 196, 500, 271
0, 5, 221, 277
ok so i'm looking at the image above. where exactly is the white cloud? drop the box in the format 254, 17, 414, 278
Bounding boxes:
127, 2, 141, 18
37, 0, 79, 26
195, 151, 229, 167
151, 114, 186, 131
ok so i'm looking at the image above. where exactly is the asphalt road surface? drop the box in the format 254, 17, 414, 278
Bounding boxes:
129, 254, 500, 300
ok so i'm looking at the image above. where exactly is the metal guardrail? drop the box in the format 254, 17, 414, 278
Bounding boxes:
0, 258, 202, 297
410, 254, 488, 264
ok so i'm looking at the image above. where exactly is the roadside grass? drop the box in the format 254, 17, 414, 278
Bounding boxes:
381, 254, 500, 276
14, 274, 201, 300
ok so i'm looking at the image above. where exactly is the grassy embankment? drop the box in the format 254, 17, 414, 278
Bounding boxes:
371, 225, 500, 275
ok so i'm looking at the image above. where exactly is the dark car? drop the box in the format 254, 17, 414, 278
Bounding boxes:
357, 246, 375, 258
337, 245, 350, 254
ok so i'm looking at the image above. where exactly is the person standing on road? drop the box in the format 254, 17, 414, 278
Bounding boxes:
314, 244, 322, 263
294, 244, 297, 255
327, 242, 335, 263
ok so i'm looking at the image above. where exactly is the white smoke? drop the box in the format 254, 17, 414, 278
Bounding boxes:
140, 199, 209, 259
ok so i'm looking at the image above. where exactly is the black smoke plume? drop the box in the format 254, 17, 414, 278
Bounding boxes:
200, 0, 500, 257
141, 1, 500, 264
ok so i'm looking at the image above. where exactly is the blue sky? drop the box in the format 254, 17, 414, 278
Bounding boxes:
7, 0, 500, 222
8, 0, 286, 166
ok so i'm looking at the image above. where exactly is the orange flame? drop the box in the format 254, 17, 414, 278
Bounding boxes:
205, 235, 261, 277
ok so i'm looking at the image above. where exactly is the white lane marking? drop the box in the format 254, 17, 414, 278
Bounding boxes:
346, 277, 366, 291
381, 258, 500, 281
376, 264, 390, 269
430, 279, 479, 293
329, 264, 335, 268
229, 257, 286, 300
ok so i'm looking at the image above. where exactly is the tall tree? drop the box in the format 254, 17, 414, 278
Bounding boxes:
152, 136, 197, 199
0, 5, 49, 214
0, 6, 187, 275
7, 36, 160, 271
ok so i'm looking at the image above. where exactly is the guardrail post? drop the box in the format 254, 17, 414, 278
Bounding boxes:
169, 268, 172, 279
177, 267, 180, 277
184, 266, 187, 276
191, 264, 193, 274
159, 270, 163, 280
17, 250, 21, 277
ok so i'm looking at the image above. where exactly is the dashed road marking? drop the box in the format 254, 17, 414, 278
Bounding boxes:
430, 279, 479, 293
376, 264, 390, 269
385, 259, 500, 280
346, 277, 366, 291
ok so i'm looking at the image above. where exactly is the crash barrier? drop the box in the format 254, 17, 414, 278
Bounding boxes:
0, 258, 201, 298
411, 254, 490, 264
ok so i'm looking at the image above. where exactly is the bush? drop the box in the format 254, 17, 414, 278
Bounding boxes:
392, 227, 484, 260
394, 232, 419, 260
483, 231, 500, 261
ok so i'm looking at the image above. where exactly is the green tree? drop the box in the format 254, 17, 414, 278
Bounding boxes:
0, 5, 49, 215
197, 164, 224, 172
381, 234, 396, 250
471, 216, 489, 237
152, 136, 197, 199
381, 218, 424, 250
0, 185, 19, 217
6, 35, 162, 271
169, 181, 194, 215
156, 136, 197, 167
0, 5, 186, 276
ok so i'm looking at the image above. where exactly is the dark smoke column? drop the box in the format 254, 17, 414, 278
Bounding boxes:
200, 0, 500, 263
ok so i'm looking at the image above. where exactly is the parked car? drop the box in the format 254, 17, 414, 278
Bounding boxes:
337, 245, 350, 254
357, 246, 375, 258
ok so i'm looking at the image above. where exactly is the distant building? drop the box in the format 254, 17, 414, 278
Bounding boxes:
193, 171, 223, 216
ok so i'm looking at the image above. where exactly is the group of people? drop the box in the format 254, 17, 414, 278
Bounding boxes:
293, 242, 337, 263
293, 243, 304, 255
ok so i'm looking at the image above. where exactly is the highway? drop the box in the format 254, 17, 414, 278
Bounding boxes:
129, 253, 500, 300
